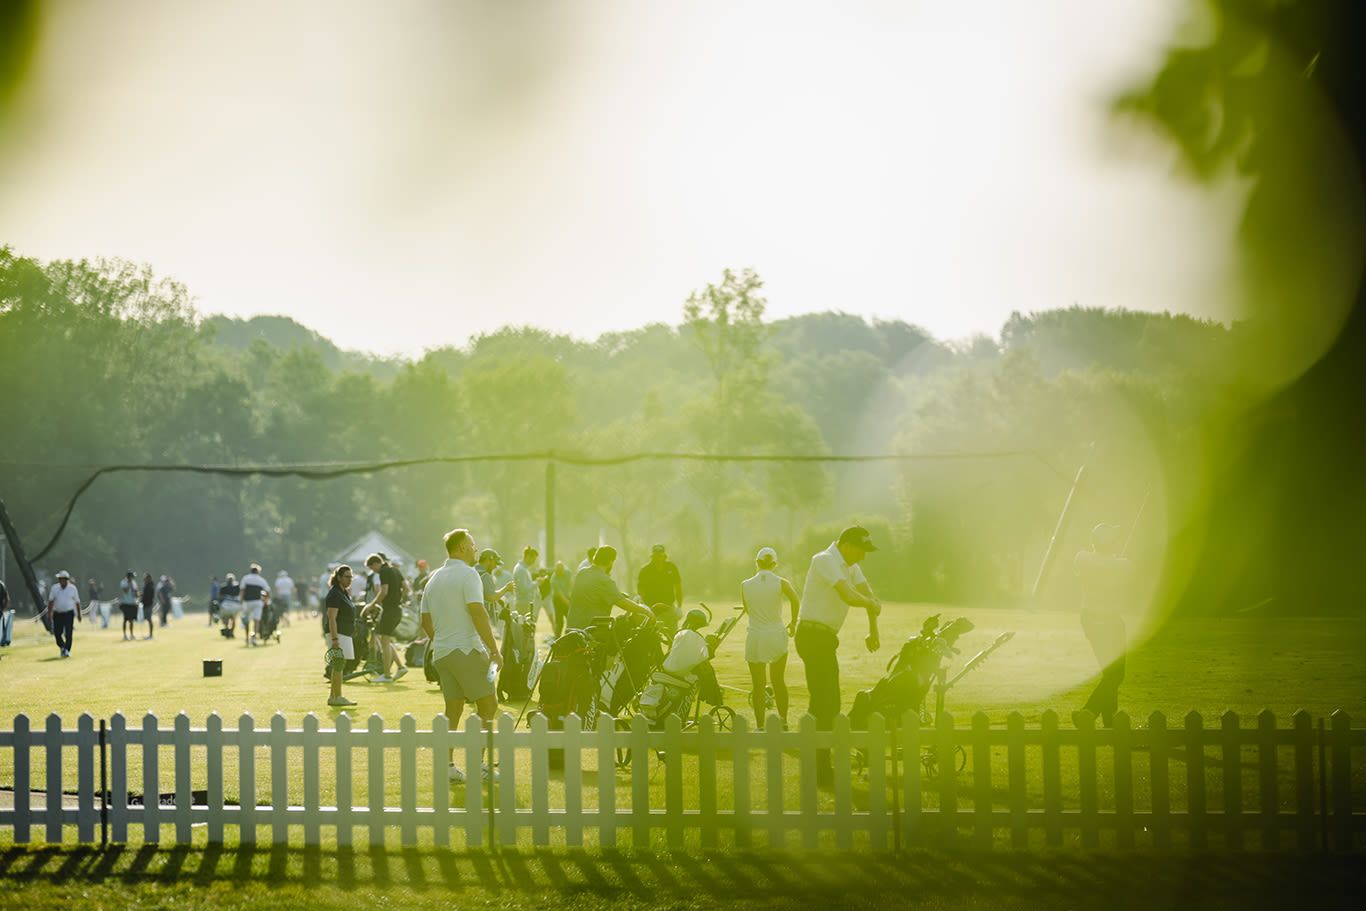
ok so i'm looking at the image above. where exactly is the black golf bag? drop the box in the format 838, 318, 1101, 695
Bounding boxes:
849, 615, 973, 730
257, 601, 282, 642
497, 605, 536, 702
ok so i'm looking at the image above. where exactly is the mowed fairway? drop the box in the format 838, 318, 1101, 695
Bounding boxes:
3, 601, 1363, 729
2, 601, 1364, 852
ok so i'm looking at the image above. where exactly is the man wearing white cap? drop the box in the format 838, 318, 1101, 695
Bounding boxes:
741, 547, 801, 727
47, 570, 82, 658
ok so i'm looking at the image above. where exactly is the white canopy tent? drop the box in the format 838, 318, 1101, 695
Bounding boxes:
332, 531, 416, 571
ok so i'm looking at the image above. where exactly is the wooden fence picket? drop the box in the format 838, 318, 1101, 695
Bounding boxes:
866, 713, 888, 850
1256, 710, 1278, 850
463, 714, 483, 848
1293, 710, 1314, 850
1149, 711, 1170, 850
142, 712, 160, 844
767, 713, 786, 849
1041, 711, 1061, 847
831, 714, 854, 850
697, 714, 717, 851
1221, 711, 1243, 850
108, 713, 126, 844
531, 712, 551, 847
12, 714, 30, 845
303, 714, 321, 846
430, 714, 450, 848
664, 713, 685, 851
631, 714, 651, 849
798, 714, 818, 850
45, 714, 62, 844
497, 712, 518, 847
206, 713, 224, 845
563, 714, 583, 848
901, 709, 922, 848
1330, 711, 1352, 851
1186, 712, 1207, 850
77, 714, 97, 844
1076, 711, 1099, 849
367, 714, 385, 848
732, 714, 752, 849
335, 713, 352, 848
1006, 712, 1027, 850
937, 710, 958, 848
174, 713, 192, 844
972, 712, 992, 849
400, 714, 418, 847
271, 713, 289, 845
238, 714, 256, 846
596, 714, 616, 849
1113, 712, 1134, 850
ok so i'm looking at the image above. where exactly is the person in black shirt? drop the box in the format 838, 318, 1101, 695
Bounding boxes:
637, 544, 683, 634
364, 553, 409, 682
325, 564, 359, 707
140, 572, 156, 640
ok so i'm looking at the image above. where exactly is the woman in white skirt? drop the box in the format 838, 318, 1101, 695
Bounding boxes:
741, 547, 801, 727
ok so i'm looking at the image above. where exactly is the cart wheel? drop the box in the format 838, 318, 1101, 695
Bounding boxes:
709, 705, 737, 731
954, 744, 967, 773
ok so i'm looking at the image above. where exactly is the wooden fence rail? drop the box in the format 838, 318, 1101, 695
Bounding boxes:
1, 709, 1362, 851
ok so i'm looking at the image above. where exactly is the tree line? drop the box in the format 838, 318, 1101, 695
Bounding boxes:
0, 247, 1311, 614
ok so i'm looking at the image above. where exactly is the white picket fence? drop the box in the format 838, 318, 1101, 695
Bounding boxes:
1, 709, 1363, 851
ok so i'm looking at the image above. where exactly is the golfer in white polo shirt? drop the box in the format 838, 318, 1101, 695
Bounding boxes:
47, 570, 83, 658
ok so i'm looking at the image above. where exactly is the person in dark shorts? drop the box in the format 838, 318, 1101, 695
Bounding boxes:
364, 553, 409, 682
118, 571, 140, 640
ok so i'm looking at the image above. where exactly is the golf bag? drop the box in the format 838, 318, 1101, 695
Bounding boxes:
599, 615, 665, 716
537, 630, 596, 726
257, 600, 282, 642
497, 605, 536, 702
849, 614, 974, 730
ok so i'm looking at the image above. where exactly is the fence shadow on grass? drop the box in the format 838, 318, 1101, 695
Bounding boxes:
0, 846, 1363, 908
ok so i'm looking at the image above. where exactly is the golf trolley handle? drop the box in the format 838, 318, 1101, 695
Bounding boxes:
944, 631, 1015, 690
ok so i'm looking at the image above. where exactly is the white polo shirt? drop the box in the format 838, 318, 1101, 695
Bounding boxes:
48, 583, 81, 613
420, 558, 488, 659
798, 542, 867, 633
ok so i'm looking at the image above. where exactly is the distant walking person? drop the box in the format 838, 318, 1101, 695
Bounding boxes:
795, 526, 882, 784
0, 577, 13, 647
513, 546, 540, 626
637, 544, 683, 634
87, 578, 107, 628
118, 571, 140, 640
1075, 523, 1134, 727
140, 572, 156, 640
156, 575, 175, 627
274, 570, 296, 620
741, 547, 801, 727
421, 528, 504, 783
549, 561, 572, 638
240, 563, 270, 646
47, 570, 82, 657
218, 573, 242, 638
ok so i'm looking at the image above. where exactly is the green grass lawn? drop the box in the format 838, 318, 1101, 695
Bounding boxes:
2, 602, 1364, 852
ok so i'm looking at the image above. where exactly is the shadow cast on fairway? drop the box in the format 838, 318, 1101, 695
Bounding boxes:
0, 846, 1361, 909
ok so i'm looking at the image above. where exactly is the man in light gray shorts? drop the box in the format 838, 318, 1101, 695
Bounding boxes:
420, 526, 504, 784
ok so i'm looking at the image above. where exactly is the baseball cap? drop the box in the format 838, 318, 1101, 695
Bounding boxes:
651, 544, 667, 554
478, 548, 502, 565
56, 570, 71, 580
837, 525, 878, 552
755, 546, 778, 564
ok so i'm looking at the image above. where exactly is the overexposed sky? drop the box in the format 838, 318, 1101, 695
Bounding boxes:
0, 0, 1241, 356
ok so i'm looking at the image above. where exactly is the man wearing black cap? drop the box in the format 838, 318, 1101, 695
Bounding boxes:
796, 526, 882, 782
637, 543, 683, 634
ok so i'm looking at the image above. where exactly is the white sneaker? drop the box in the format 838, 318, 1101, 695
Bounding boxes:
371, 674, 392, 683
448, 764, 466, 783
392, 666, 409, 681
60, 649, 69, 658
